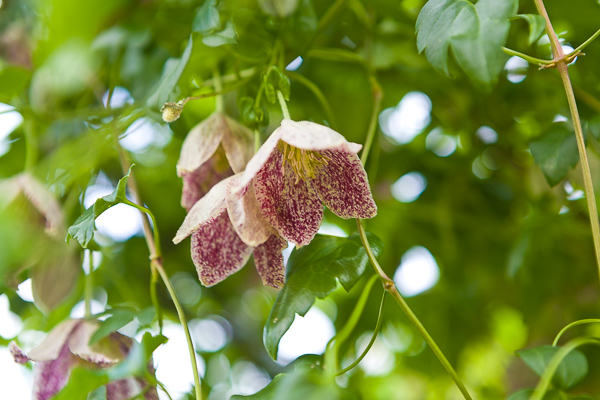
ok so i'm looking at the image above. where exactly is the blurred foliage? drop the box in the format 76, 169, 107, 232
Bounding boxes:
1, 0, 600, 399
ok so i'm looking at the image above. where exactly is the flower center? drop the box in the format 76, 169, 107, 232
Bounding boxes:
279, 142, 329, 184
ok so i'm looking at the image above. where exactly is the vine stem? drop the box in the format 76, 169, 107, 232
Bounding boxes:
553, 319, 600, 346
356, 220, 473, 400
84, 250, 93, 318
115, 146, 203, 400
533, 0, 600, 285
569, 26, 600, 56
361, 77, 383, 165
501, 47, 553, 66
277, 90, 291, 120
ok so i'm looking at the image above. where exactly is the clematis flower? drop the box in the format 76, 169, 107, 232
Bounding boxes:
233, 119, 377, 246
10, 319, 158, 400
173, 174, 287, 288
177, 111, 254, 211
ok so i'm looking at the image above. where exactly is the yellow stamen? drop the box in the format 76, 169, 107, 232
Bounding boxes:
278, 142, 329, 184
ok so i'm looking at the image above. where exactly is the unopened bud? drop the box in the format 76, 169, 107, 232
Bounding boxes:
161, 101, 184, 123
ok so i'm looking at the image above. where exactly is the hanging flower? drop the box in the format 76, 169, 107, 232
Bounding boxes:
173, 174, 287, 288
10, 319, 158, 400
177, 111, 254, 211
233, 119, 377, 246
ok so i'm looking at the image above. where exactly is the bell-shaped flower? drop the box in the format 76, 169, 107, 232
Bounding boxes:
10, 319, 158, 400
233, 119, 377, 246
177, 112, 254, 211
173, 174, 287, 288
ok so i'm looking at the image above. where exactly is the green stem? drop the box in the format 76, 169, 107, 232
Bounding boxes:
336, 290, 386, 376
317, 0, 350, 33
253, 129, 261, 154
569, 27, 600, 56
530, 337, 600, 400
326, 275, 378, 372
84, 250, 93, 318
552, 319, 600, 346
356, 220, 473, 400
23, 121, 38, 171
277, 90, 291, 120
361, 77, 383, 165
150, 266, 163, 334
213, 68, 224, 112
502, 47, 553, 65
533, 0, 600, 285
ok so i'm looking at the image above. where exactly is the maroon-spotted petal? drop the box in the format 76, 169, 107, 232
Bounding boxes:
191, 210, 253, 287
311, 150, 377, 219
253, 234, 287, 288
9, 342, 30, 364
254, 149, 323, 246
180, 147, 234, 211
33, 342, 77, 400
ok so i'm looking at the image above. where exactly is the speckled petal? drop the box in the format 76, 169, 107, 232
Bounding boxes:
221, 114, 255, 173
9, 341, 30, 364
312, 150, 377, 219
191, 210, 253, 287
238, 129, 282, 188
180, 147, 234, 211
253, 234, 287, 288
68, 321, 124, 366
176, 112, 225, 175
28, 319, 80, 362
279, 119, 363, 154
174, 177, 231, 244
106, 378, 142, 400
226, 174, 272, 247
254, 149, 323, 246
33, 342, 78, 400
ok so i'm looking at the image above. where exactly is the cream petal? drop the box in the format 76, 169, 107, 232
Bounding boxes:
226, 174, 272, 247
9, 341, 30, 364
238, 128, 282, 188
176, 112, 225, 175
67, 321, 124, 366
173, 177, 232, 244
312, 150, 377, 219
191, 210, 254, 287
33, 343, 78, 400
220, 114, 255, 173
254, 149, 323, 246
16, 173, 65, 238
279, 119, 363, 154
27, 319, 80, 362
253, 234, 287, 288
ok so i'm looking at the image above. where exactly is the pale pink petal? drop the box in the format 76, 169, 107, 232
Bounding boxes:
191, 210, 253, 287
173, 177, 231, 244
311, 150, 377, 219
180, 147, 234, 211
220, 114, 255, 173
68, 321, 125, 366
18, 173, 65, 238
226, 174, 272, 247
238, 129, 282, 188
279, 119, 363, 154
253, 234, 287, 288
9, 341, 30, 364
106, 378, 142, 400
176, 112, 225, 175
28, 320, 80, 362
33, 342, 78, 400
254, 149, 323, 246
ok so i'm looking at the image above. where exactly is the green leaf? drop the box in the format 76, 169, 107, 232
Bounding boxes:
202, 21, 238, 47
416, 0, 518, 91
516, 345, 589, 389
51, 368, 109, 400
264, 232, 383, 360
193, 0, 220, 34
0, 67, 30, 103
231, 362, 359, 400
515, 14, 547, 45
88, 308, 137, 346
66, 166, 134, 248
282, 0, 317, 53
587, 115, 600, 140
146, 36, 195, 109
263, 66, 291, 103
87, 386, 107, 400
530, 122, 580, 187
107, 332, 167, 381
508, 389, 571, 400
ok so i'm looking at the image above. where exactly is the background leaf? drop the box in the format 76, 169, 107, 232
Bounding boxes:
515, 14, 547, 45
516, 345, 589, 389
530, 122, 580, 187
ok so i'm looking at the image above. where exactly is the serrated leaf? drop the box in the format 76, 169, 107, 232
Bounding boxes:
516, 345, 588, 389
530, 122, 580, 187
202, 21, 238, 47
416, 0, 518, 91
515, 14, 547, 45
88, 308, 137, 346
66, 166, 134, 248
193, 0, 220, 34
264, 232, 383, 360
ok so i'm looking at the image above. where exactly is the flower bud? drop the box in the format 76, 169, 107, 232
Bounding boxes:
161, 101, 184, 123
